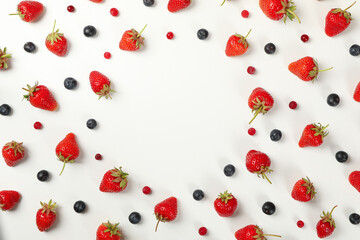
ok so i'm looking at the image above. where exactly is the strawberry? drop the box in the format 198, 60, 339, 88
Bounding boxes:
55, 133, 79, 175
325, 2, 356, 37
288, 57, 333, 82
248, 87, 274, 124
119, 25, 147, 51
0, 190, 21, 211
298, 123, 328, 148
167, 0, 191, 13
235, 224, 281, 240
9, 1, 44, 22
259, 0, 300, 23
23, 82, 58, 111
213, 191, 237, 217
349, 171, 360, 193
291, 177, 316, 202
89, 71, 114, 99
45, 20, 68, 57
154, 196, 178, 232
96, 221, 122, 240
225, 29, 251, 57
316, 206, 337, 238
0, 47, 11, 69
2, 141, 25, 167
353, 81, 360, 102
99, 167, 128, 192
36, 200, 57, 232
246, 150, 273, 184
91, 0, 104, 3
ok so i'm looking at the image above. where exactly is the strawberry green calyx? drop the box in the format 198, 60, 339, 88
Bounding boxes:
40, 199, 57, 215
254, 225, 282, 239
311, 123, 329, 141
102, 221, 122, 237
235, 29, 251, 49
218, 190, 233, 204
47, 20, 64, 45
309, 59, 333, 81
129, 24, 147, 49
57, 152, 75, 176
110, 167, 128, 190
22, 82, 39, 100
255, 165, 273, 184
320, 205, 337, 229
9, 8, 26, 19
4, 141, 24, 157
277, 0, 301, 23
249, 97, 272, 124
302, 176, 316, 200
97, 84, 115, 100
0, 47, 11, 69
332, 1, 356, 24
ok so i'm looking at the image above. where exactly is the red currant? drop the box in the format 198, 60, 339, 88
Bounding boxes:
198, 227, 207, 236
67, 5, 75, 12
301, 34, 309, 43
248, 128, 256, 136
95, 154, 102, 160
289, 101, 297, 109
34, 122, 42, 130
166, 32, 174, 40
247, 66, 256, 75
142, 186, 151, 195
297, 220, 304, 228
110, 8, 119, 17
241, 10, 249, 18
104, 52, 111, 59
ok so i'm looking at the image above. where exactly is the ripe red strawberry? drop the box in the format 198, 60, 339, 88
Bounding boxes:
248, 87, 274, 124
349, 171, 360, 193
0, 47, 11, 69
45, 20, 68, 57
154, 197, 178, 232
99, 167, 128, 192
316, 206, 337, 238
246, 150, 273, 184
10, 1, 44, 22
96, 222, 122, 240
298, 123, 328, 148
36, 200, 57, 232
91, 0, 104, 3
325, 2, 356, 37
23, 82, 58, 111
0, 190, 21, 211
235, 224, 281, 240
55, 133, 79, 175
213, 191, 237, 217
291, 177, 316, 202
259, 0, 300, 23
89, 71, 114, 99
288, 57, 332, 82
225, 29, 251, 57
353, 81, 360, 102
2, 141, 25, 166
168, 0, 191, 13
119, 25, 147, 51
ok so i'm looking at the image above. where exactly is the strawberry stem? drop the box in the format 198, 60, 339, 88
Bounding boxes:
244, 29, 252, 40
344, 1, 356, 11
59, 161, 66, 176
330, 205, 338, 215
155, 219, 160, 232
263, 234, 282, 238
249, 107, 262, 124
287, 9, 301, 23
317, 67, 333, 72
52, 20, 57, 35
221, 0, 226, 6
263, 173, 272, 184
137, 24, 147, 38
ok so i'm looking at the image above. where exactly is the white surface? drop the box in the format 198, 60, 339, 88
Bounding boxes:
0, 0, 360, 239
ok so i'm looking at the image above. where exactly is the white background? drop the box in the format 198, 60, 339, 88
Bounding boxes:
0, 0, 360, 239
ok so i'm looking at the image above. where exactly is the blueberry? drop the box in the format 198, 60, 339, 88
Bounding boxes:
349, 213, 360, 225
270, 129, 282, 142
264, 43, 276, 54
349, 44, 360, 56
197, 29, 209, 40
335, 151, 348, 163
64, 77, 77, 90
224, 164, 235, 177
37, 170, 49, 182
193, 189, 205, 201
0, 104, 11, 116
262, 201, 276, 215
143, 0, 155, 7
83, 25, 97, 37
74, 200, 86, 213
327, 93, 340, 107
86, 119, 97, 129
24, 42, 36, 53
129, 212, 141, 224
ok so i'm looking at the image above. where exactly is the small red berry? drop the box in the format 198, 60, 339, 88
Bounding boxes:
110, 8, 119, 17
104, 52, 111, 59
248, 127, 256, 136
301, 34, 309, 43
142, 186, 151, 195
67, 5, 75, 12
199, 227, 207, 236
289, 101, 297, 109
166, 32, 174, 40
95, 154, 102, 160
241, 10, 249, 18
297, 220, 304, 228
247, 66, 256, 75
34, 121, 42, 130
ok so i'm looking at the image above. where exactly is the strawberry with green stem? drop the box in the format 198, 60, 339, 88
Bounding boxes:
325, 2, 357, 37
316, 206, 337, 238
214, 191, 238, 217
23, 82, 58, 111
299, 123, 328, 148
0, 190, 21, 211
225, 29, 251, 57
259, 0, 300, 23
2, 141, 25, 167
291, 177, 316, 202
99, 167, 128, 192
0, 47, 11, 69
246, 150, 273, 184
45, 20, 68, 57
248, 87, 274, 124
235, 224, 281, 240
96, 221, 122, 240
89, 71, 115, 99
36, 199, 57, 232
154, 197, 178, 232
119, 25, 147, 51
9, 1, 44, 22
55, 133, 79, 175
288, 57, 333, 82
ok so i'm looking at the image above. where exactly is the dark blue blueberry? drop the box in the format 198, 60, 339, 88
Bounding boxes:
327, 93, 340, 107
264, 43, 276, 54
262, 201, 276, 215
349, 44, 360, 56
129, 212, 141, 224
349, 213, 360, 225
193, 189, 205, 201
86, 119, 97, 129
24, 42, 36, 53
84, 26, 97, 37
335, 151, 348, 163
143, 0, 155, 7
197, 29, 209, 40
64, 77, 77, 90
37, 170, 49, 182
0, 104, 11, 116
270, 129, 282, 142
74, 200, 86, 213
224, 164, 235, 176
